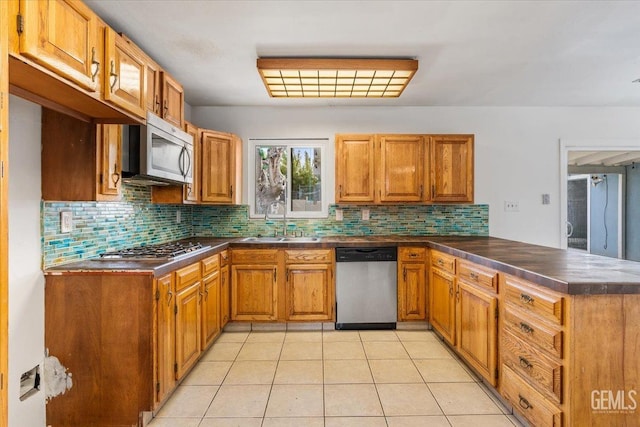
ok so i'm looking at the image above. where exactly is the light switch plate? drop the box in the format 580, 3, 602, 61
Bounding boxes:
335, 209, 343, 221
60, 211, 72, 233
542, 194, 551, 205
362, 209, 370, 221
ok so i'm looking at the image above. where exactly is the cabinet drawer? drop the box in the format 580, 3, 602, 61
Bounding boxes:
502, 330, 562, 404
430, 250, 456, 274
201, 254, 219, 277
399, 247, 427, 262
503, 306, 563, 358
503, 275, 564, 325
220, 250, 229, 266
285, 249, 333, 263
175, 262, 200, 291
232, 249, 278, 264
501, 365, 563, 427
457, 260, 497, 291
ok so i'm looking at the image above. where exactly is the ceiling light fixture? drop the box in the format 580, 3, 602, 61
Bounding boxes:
257, 57, 418, 98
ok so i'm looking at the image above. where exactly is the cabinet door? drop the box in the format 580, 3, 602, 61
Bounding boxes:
335, 134, 376, 202
175, 281, 201, 379
19, 0, 100, 91
457, 281, 497, 385
155, 274, 175, 406
429, 267, 456, 345
220, 264, 230, 328
286, 264, 333, 321
96, 124, 121, 200
379, 135, 425, 202
398, 262, 426, 321
161, 71, 184, 128
103, 28, 146, 118
183, 122, 200, 203
201, 271, 220, 349
201, 131, 236, 204
231, 265, 277, 321
0, 1, 7, 422
430, 135, 474, 202
145, 58, 162, 115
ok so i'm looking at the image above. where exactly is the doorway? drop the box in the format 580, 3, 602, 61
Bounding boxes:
560, 140, 640, 260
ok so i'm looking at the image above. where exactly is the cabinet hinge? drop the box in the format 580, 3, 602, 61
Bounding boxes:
495, 368, 499, 380
0, 372, 3, 390
99, 173, 103, 184
155, 289, 160, 301
174, 363, 178, 373
156, 382, 160, 393
174, 304, 178, 315
495, 307, 499, 319
17, 14, 24, 35
1, 161, 4, 179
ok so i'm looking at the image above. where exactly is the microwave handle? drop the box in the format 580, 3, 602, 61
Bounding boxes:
178, 146, 192, 179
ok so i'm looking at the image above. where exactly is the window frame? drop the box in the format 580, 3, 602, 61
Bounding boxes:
248, 138, 330, 219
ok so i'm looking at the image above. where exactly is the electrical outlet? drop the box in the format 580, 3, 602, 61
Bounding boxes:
362, 209, 370, 221
60, 211, 73, 233
504, 201, 519, 212
176, 210, 181, 224
542, 194, 551, 205
335, 209, 343, 221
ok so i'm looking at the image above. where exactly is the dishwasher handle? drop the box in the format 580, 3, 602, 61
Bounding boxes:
336, 247, 397, 262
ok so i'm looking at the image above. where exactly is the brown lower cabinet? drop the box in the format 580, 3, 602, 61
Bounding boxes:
231, 248, 335, 322
44, 251, 227, 426
429, 252, 498, 386
427, 252, 640, 427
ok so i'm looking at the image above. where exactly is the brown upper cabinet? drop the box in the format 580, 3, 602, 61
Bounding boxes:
9, 0, 186, 125
335, 133, 473, 204
17, 0, 101, 92
335, 134, 376, 203
201, 130, 242, 204
42, 108, 122, 201
161, 72, 184, 128
430, 135, 474, 202
141, 48, 184, 127
103, 28, 146, 119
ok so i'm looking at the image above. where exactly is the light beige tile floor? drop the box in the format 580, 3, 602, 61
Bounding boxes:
149, 329, 525, 427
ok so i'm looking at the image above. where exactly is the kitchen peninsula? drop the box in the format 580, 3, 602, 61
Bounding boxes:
45, 235, 640, 427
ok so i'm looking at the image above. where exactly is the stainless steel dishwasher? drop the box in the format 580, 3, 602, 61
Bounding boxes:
335, 247, 397, 330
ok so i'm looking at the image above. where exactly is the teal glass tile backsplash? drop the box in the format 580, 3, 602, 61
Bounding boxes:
42, 185, 193, 267
42, 184, 488, 268
192, 204, 488, 238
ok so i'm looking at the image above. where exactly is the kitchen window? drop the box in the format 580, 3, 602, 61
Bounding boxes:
248, 139, 329, 218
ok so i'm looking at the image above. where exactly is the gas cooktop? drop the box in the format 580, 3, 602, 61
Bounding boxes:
99, 241, 210, 260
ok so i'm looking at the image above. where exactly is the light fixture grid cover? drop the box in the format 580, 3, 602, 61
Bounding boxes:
257, 58, 418, 98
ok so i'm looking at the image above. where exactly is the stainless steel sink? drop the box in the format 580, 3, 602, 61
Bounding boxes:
240, 236, 321, 243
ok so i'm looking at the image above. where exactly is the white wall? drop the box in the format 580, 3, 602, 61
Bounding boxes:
192, 106, 640, 248
8, 96, 45, 426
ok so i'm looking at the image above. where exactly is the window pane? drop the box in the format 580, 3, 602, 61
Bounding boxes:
290, 147, 322, 212
255, 146, 287, 216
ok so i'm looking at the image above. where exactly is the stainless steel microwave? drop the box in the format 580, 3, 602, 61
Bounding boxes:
122, 112, 193, 186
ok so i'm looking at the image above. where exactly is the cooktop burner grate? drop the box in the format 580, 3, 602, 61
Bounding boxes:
100, 241, 209, 259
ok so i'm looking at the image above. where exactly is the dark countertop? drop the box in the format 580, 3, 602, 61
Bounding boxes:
45, 235, 640, 295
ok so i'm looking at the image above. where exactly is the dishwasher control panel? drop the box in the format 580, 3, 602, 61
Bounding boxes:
336, 247, 397, 262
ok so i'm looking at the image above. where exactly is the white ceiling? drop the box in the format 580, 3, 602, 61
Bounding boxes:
85, 0, 640, 108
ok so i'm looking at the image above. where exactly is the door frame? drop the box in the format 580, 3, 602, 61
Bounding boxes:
567, 174, 591, 252
560, 139, 635, 254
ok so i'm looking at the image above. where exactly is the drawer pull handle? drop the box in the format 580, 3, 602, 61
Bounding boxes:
519, 356, 533, 370
409, 253, 418, 258
437, 259, 445, 266
469, 272, 479, 281
519, 322, 534, 334
518, 395, 533, 410
520, 293, 535, 304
